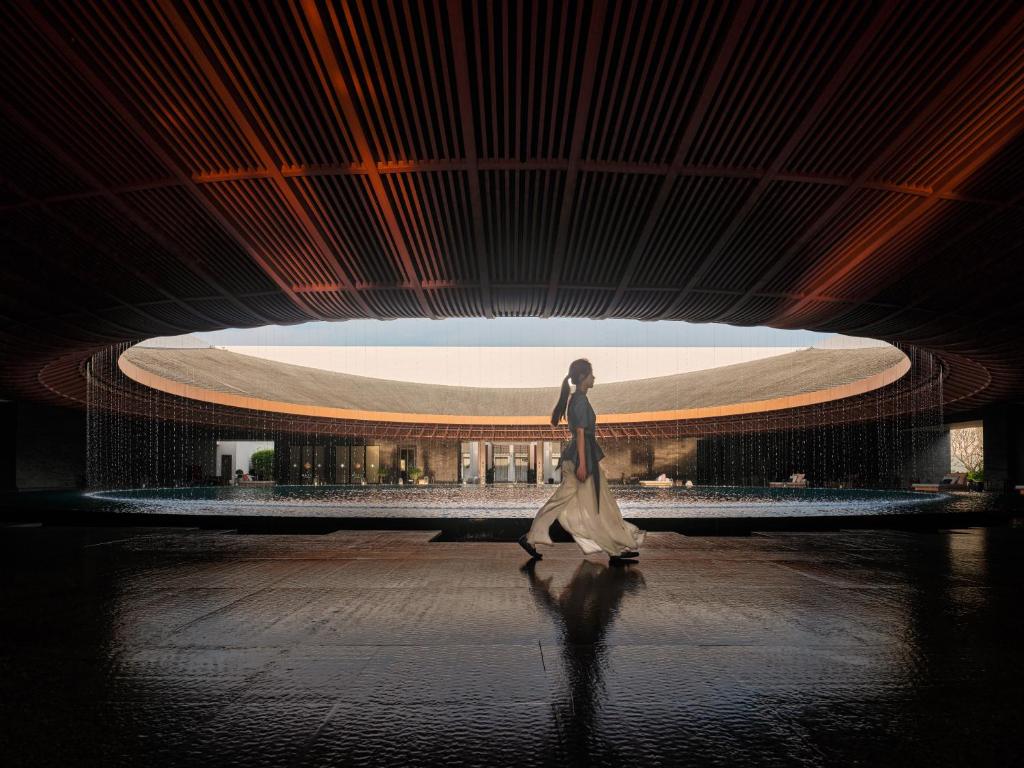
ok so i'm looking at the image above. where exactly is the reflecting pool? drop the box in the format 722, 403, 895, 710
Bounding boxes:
88, 484, 948, 518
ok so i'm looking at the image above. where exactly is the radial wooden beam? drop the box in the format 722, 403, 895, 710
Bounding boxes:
541, 0, 606, 317
299, 0, 437, 318
157, 0, 380, 320
0, 98, 244, 332
14, 0, 334, 324
446, 0, 493, 318
712, 3, 1024, 328
842, 190, 1024, 336
0, 172, 212, 339
775, 116, 1024, 327
648, 0, 895, 321
605, 0, 758, 319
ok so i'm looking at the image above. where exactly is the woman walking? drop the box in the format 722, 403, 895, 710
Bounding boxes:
518, 358, 645, 562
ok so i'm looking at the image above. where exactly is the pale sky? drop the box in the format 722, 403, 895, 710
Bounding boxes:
219, 345, 804, 387
192, 318, 840, 347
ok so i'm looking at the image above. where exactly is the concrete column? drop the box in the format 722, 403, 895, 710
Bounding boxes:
983, 404, 1024, 495
0, 401, 15, 492
477, 440, 487, 485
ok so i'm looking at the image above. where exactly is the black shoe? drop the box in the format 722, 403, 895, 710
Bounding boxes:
518, 534, 542, 560
519, 559, 538, 575
610, 551, 639, 562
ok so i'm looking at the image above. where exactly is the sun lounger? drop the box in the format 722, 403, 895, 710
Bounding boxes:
769, 473, 807, 488
912, 473, 967, 492
640, 473, 673, 488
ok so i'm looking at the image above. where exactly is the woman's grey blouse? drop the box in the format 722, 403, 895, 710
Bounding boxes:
559, 393, 604, 476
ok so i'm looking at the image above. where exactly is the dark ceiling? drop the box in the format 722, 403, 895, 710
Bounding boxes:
1, 0, 1022, 415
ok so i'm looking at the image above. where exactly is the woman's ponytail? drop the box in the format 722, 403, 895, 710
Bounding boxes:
550, 375, 572, 426
550, 358, 592, 426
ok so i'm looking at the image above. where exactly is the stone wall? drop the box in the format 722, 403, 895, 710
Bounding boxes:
596, 439, 698, 483
420, 441, 459, 483
652, 438, 699, 478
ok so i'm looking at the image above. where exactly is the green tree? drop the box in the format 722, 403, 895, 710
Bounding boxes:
250, 449, 275, 480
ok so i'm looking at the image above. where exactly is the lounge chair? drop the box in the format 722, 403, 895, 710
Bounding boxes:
640, 473, 673, 488
912, 473, 967, 492
769, 473, 807, 488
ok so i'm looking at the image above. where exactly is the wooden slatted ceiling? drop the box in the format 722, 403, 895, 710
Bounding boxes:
0, 0, 1021, 415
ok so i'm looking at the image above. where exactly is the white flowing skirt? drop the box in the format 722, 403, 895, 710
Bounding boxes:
526, 460, 645, 556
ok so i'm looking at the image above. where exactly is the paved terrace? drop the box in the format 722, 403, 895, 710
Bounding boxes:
3, 523, 1021, 767
122, 345, 906, 416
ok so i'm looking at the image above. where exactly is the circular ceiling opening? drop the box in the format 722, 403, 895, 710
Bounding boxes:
120, 320, 907, 425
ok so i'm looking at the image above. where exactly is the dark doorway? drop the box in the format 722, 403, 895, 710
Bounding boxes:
399, 446, 416, 482
220, 454, 232, 483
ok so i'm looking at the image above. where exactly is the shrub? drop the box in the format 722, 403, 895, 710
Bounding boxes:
250, 449, 275, 480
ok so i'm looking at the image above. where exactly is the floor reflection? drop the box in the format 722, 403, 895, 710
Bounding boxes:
522, 559, 645, 757
4, 526, 1024, 766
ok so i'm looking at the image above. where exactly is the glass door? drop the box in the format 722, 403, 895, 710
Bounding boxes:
366, 445, 380, 484
513, 443, 529, 483
492, 443, 514, 482
350, 446, 366, 484
335, 445, 350, 484
313, 446, 325, 485
300, 446, 315, 484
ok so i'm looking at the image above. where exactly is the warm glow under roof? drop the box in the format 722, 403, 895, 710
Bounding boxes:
121, 342, 908, 426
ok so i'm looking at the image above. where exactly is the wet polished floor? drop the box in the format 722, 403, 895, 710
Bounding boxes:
3, 524, 1022, 767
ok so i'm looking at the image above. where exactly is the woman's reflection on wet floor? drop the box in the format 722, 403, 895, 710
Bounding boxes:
521, 558, 646, 759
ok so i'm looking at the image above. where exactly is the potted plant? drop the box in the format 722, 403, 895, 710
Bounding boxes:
408, 466, 425, 484
967, 466, 984, 491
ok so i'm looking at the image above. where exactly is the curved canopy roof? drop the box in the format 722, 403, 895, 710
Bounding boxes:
120, 344, 908, 425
